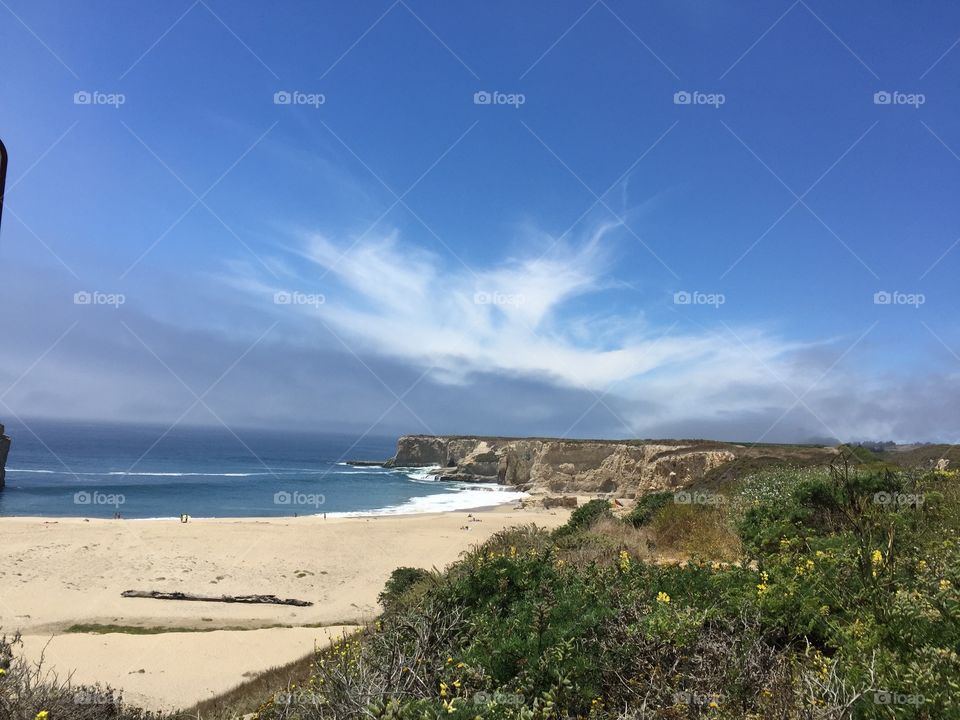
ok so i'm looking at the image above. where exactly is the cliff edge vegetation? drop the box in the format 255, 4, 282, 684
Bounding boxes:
383, 434, 839, 498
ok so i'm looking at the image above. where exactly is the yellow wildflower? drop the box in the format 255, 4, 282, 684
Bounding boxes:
811, 651, 830, 680
619, 550, 631, 573
439, 681, 448, 697
36, 713, 50, 720
850, 619, 865, 639
656, 591, 671, 604
940, 579, 952, 591
757, 571, 770, 597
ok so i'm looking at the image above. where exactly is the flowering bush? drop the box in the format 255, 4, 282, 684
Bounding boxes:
250, 456, 957, 719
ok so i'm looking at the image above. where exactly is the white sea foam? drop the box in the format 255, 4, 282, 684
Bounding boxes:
7, 468, 341, 477
401, 466, 442, 482
329, 481, 526, 517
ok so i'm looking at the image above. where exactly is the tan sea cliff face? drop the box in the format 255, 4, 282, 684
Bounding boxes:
385, 435, 738, 497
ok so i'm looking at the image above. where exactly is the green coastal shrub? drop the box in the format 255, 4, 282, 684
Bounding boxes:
625, 490, 674, 527
550, 498, 610, 543
378, 567, 433, 613
649, 502, 741, 560
246, 460, 958, 720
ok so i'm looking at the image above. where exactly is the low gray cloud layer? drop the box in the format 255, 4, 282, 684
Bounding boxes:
2, 259, 958, 444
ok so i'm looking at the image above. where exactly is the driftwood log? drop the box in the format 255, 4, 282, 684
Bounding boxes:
121, 590, 313, 607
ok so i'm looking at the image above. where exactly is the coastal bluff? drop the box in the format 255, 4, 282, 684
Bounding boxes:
382, 435, 837, 498
0, 423, 10, 490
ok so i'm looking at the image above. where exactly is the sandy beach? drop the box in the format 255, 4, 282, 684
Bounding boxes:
0, 504, 571, 710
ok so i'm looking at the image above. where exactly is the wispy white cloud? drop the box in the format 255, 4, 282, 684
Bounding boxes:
227, 224, 842, 436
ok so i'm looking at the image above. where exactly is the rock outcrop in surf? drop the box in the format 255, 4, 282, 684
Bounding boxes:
0, 424, 10, 490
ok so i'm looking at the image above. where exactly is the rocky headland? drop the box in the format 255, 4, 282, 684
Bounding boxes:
379, 435, 839, 498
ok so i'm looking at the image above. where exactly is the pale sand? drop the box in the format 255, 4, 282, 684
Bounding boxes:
0, 504, 571, 710
19, 626, 356, 711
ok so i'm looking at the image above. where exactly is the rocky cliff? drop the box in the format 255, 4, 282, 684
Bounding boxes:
0, 423, 10, 490
382, 435, 834, 498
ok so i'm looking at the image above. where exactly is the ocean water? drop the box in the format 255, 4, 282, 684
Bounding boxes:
0, 420, 525, 518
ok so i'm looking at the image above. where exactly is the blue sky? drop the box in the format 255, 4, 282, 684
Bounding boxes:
1, 0, 960, 442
